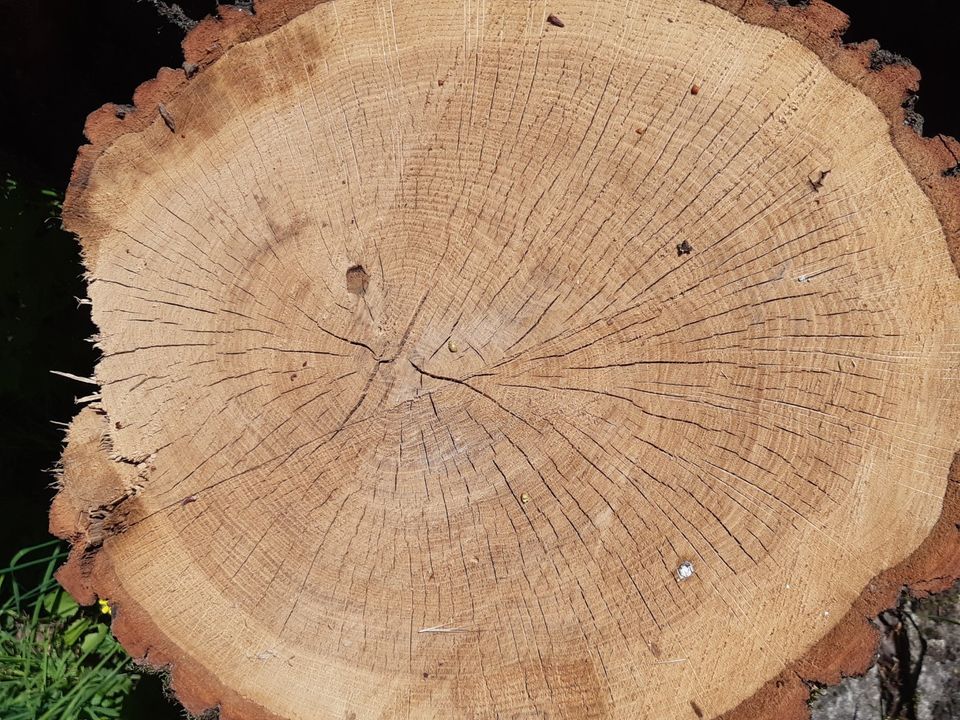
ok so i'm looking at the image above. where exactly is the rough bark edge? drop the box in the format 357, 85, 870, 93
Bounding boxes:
50, 408, 288, 720
709, 4, 960, 719
54, 1, 960, 718
58, 7, 334, 718
717, 456, 960, 720
61, 0, 331, 272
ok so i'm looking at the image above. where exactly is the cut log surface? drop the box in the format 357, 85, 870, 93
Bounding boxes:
51, 1, 960, 718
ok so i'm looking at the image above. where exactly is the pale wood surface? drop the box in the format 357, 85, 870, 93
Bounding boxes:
54, 1, 960, 718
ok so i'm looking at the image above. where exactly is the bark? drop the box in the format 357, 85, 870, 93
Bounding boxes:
812, 584, 960, 720
51, 1, 960, 718
141, 0, 198, 31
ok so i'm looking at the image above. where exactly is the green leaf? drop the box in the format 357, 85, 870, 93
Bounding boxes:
41, 589, 78, 620
62, 617, 91, 646
1, 538, 137, 719
80, 626, 108, 655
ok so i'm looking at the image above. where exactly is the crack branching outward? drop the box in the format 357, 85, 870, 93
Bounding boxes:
407, 360, 540, 432
308, 317, 386, 360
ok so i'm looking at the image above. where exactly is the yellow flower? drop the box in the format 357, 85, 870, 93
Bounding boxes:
98, 598, 112, 615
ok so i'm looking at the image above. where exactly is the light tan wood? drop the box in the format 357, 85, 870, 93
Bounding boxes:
54, 0, 960, 718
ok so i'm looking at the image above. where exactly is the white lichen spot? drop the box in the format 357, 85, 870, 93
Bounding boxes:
447, 339, 459, 353
676, 561, 695, 581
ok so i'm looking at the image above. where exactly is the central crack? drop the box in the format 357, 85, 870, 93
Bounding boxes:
408, 360, 537, 431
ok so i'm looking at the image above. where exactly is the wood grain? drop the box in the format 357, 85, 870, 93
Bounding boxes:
52, 1, 960, 718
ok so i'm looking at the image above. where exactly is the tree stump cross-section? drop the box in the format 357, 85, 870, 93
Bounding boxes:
50, 1, 960, 718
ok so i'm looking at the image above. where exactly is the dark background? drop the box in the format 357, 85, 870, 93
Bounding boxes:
0, 1, 957, 717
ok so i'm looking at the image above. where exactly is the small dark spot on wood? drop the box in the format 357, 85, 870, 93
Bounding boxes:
291, 374, 298, 381
809, 169, 831, 192
676, 240, 693, 256
114, 104, 133, 120
302, 361, 308, 368
649, 642, 662, 658
346, 265, 370, 296
422, 672, 430, 679
943, 164, 960, 178
437, 79, 445, 87
180, 496, 197, 506
158, 104, 176, 133
114, 421, 123, 429
690, 84, 700, 95
690, 700, 704, 718
182, 62, 199, 79
547, 14, 564, 27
